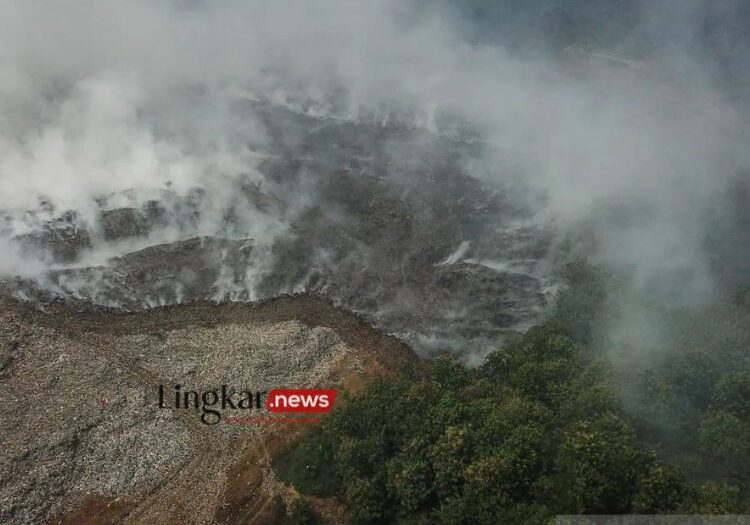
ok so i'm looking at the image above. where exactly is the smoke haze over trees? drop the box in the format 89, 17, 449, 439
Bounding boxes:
1, 1, 750, 523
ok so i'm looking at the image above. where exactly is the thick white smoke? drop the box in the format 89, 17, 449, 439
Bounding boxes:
0, 0, 747, 324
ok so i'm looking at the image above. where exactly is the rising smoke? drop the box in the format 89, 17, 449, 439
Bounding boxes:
0, 0, 747, 359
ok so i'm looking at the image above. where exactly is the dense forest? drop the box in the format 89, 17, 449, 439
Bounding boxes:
275, 261, 750, 524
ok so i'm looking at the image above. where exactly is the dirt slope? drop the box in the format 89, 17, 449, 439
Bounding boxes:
0, 294, 416, 525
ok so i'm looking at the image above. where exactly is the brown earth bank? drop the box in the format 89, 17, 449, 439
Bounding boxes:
0, 293, 419, 525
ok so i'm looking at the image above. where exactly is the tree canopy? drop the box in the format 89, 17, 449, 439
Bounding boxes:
275, 260, 750, 524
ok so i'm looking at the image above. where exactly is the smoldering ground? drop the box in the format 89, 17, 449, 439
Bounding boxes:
0, 0, 747, 361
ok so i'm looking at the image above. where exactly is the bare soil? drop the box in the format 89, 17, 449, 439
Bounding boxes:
0, 293, 417, 525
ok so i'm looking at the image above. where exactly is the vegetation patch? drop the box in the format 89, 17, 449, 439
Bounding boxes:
276, 260, 750, 524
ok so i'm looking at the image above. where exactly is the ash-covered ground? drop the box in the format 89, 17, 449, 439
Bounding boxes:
0, 100, 561, 362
